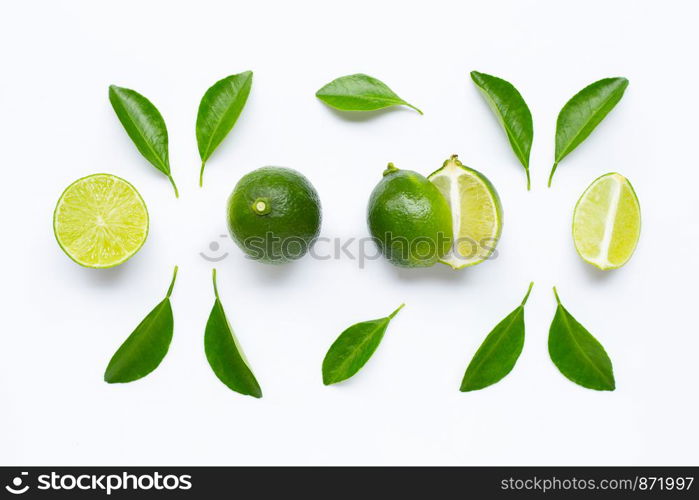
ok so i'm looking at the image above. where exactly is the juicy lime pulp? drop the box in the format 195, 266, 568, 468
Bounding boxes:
428, 155, 503, 269
573, 172, 641, 270
53, 174, 149, 268
367, 164, 453, 268
227, 167, 322, 264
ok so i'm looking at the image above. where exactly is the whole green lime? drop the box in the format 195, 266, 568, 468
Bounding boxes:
227, 167, 322, 264
368, 163, 453, 268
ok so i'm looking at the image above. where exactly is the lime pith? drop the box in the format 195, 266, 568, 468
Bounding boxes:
53, 174, 149, 268
572, 172, 641, 270
428, 155, 503, 269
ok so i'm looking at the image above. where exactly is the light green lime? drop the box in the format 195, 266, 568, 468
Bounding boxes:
573, 172, 641, 270
53, 174, 149, 268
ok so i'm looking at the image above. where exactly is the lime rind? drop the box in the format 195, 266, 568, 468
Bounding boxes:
53, 173, 149, 268
428, 156, 503, 269
572, 172, 641, 270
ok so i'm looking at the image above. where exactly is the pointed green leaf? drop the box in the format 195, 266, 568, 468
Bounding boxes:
461, 282, 533, 392
470, 71, 533, 190
109, 85, 178, 197
196, 71, 253, 186
548, 288, 615, 391
316, 74, 422, 114
104, 267, 178, 383
322, 304, 404, 385
549, 77, 629, 186
204, 270, 262, 398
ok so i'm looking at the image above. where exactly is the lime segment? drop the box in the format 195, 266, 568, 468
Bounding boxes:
428, 155, 503, 269
53, 174, 149, 268
573, 173, 640, 270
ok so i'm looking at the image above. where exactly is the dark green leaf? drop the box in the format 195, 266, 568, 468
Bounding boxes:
109, 85, 178, 197
316, 74, 422, 114
104, 266, 178, 383
461, 282, 533, 392
548, 288, 615, 391
470, 71, 533, 190
322, 304, 404, 385
549, 77, 629, 186
204, 270, 262, 398
196, 71, 253, 186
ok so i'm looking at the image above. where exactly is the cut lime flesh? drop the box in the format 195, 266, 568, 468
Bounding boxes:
53, 174, 149, 268
573, 173, 641, 270
428, 156, 503, 269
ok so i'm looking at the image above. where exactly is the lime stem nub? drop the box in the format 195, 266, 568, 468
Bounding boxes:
166, 266, 178, 298
251, 198, 271, 215
383, 163, 399, 177
525, 169, 531, 191
388, 303, 405, 319
521, 282, 534, 306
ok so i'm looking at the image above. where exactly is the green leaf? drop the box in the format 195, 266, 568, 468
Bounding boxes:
316, 74, 422, 114
549, 77, 629, 187
470, 71, 533, 190
196, 71, 253, 187
322, 304, 404, 385
460, 282, 533, 392
204, 270, 262, 398
108, 85, 178, 197
104, 267, 178, 383
548, 287, 615, 391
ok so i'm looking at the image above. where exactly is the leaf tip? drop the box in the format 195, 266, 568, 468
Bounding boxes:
388, 303, 405, 319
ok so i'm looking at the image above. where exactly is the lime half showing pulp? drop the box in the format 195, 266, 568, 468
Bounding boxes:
428, 155, 503, 269
53, 174, 149, 268
573, 172, 640, 270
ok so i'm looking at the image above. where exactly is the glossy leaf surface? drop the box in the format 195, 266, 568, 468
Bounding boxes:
196, 71, 253, 186
109, 85, 178, 196
104, 267, 178, 383
322, 304, 404, 385
548, 288, 615, 391
316, 74, 422, 114
471, 71, 533, 189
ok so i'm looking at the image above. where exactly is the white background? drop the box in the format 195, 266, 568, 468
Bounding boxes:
1, 0, 697, 466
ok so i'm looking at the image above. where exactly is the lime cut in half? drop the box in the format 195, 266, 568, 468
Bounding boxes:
572, 172, 641, 271
53, 174, 149, 268
428, 155, 503, 269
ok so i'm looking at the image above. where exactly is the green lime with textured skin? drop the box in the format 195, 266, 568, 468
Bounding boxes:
227, 167, 321, 264
367, 163, 453, 268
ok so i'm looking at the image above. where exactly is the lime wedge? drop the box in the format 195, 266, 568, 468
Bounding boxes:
573, 173, 641, 270
428, 155, 503, 269
53, 174, 149, 268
